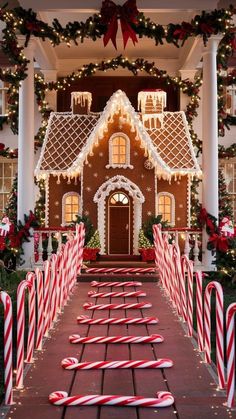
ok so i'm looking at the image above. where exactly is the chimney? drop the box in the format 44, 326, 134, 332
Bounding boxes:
138, 89, 166, 129
71, 92, 92, 115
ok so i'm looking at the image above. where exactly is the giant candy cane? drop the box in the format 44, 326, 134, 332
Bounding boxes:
61, 357, 173, 370
91, 281, 142, 287
77, 315, 158, 325
35, 268, 44, 351
0, 291, 13, 405
88, 290, 146, 298
87, 267, 155, 274
49, 390, 174, 408
83, 302, 151, 310
226, 303, 236, 408
69, 333, 164, 344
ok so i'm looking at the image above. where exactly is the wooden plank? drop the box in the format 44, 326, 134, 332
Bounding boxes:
101, 294, 138, 419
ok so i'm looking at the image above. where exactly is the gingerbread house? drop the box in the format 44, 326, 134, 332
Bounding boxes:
35, 89, 201, 255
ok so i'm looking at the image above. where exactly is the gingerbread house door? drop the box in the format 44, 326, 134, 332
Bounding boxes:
108, 191, 131, 254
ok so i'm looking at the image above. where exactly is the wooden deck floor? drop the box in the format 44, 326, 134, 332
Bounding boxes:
5, 281, 230, 419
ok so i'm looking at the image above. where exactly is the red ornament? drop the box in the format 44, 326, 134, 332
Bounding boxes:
101, 0, 138, 49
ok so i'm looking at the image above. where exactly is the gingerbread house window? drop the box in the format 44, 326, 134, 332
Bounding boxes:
62, 192, 81, 225
106, 133, 133, 169
157, 192, 175, 225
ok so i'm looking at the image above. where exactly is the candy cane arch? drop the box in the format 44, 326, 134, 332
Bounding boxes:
0, 291, 13, 405
69, 334, 164, 344
77, 315, 159, 325
204, 281, 225, 389
16, 274, 36, 389
226, 303, 236, 408
88, 290, 146, 298
195, 271, 204, 352
49, 390, 174, 408
61, 357, 173, 370
83, 302, 152, 310
91, 281, 142, 288
87, 267, 155, 274
181, 255, 194, 337
35, 268, 44, 351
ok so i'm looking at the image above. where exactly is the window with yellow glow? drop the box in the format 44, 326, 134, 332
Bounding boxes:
0, 159, 17, 218
157, 194, 173, 223
63, 193, 80, 224
112, 136, 127, 165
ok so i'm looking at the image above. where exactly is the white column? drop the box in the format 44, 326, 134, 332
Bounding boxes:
17, 40, 36, 268
202, 36, 221, 270
41, 69, 58, 111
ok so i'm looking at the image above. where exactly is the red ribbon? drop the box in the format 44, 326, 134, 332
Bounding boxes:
208, 234, 229, 253
101, 0, 138, 49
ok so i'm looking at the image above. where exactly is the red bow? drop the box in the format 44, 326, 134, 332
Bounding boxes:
198, 208, 208, 225
208, 234, 229, 253
101, 0, 138, 49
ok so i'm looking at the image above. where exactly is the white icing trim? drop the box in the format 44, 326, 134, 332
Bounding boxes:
138, 90, 167, 113
187, 174, 191, 227
93, 175, 145, 255
156, 192, 175, 226
45, 175, 49, 227
61, 191, 81, 226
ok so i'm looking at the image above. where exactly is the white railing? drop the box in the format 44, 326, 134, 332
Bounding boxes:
34, 227, 75, 266
162, 228, 202, 270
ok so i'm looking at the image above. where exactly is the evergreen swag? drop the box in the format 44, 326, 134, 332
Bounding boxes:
72, 215, 95, 245
142, 215, 168, 244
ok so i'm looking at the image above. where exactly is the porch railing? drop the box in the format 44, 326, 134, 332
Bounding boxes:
162, 228, 202, 270
34, 227, 75, 265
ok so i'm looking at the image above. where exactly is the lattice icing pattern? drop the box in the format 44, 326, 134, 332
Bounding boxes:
37, 113, 100, 173
147, 111, 199, 173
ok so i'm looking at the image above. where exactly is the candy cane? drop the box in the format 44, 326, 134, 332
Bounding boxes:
16, 274, 35, 389
204, 281, 225, 389
91, 281, 142, 287
77, 223, 85, 275
35, 268, 44, 351
195, 271, 204, 352
49, 390, 174, 408
88, 290, 146, 298
77, 315, 159, 325
0, 291, 13, 405
173, 244, 187, 320
61, 357, 173, 370
226, 303, 236, 408
87, 267, 155, 274
49, 254, 58, 326
43, 260, 51, 337
181, 255, 193, 337
83, 302, 152, 310
69, 334, 164, 344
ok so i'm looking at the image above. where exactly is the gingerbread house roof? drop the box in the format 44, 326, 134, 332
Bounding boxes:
35, 90, 201, 179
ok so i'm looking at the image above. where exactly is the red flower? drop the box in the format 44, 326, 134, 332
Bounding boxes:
0, 143, 5, 151
0, 237, 6, 251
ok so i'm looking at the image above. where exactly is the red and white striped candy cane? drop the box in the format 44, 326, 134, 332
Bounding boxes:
49, 390, 174, 408
195, 271, 204, 352
43, 260, 51, 337
77, 223, 85, 275
49, 254, 58, 326
204, 281, 225, 389
181, 255, 193, 337
88, 290, 146, 298
173, 244, 187, 320
0, 291, 13, 405
87, 267, 155, 274
91, 281, 142, 287
25, 272, 36, 364
57, 246, 65, 313
83, 302, 152, 310
61, 357, 173, 370
16, 274, 35, 389
69, 333, 164, 344
77, 315, 159, 325
226, 303, 236, 408
35, 268, 44, 351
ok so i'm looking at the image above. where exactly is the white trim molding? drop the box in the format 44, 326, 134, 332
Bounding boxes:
94, 175, 145, 255
61, 191, 81, 226
106, 132, 133, 169
156, 191, 175, 226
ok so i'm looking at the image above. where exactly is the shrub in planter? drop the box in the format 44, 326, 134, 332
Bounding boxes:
83, 230, 101, 261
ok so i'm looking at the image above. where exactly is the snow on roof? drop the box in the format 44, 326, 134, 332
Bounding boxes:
35, 90, 201, 179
